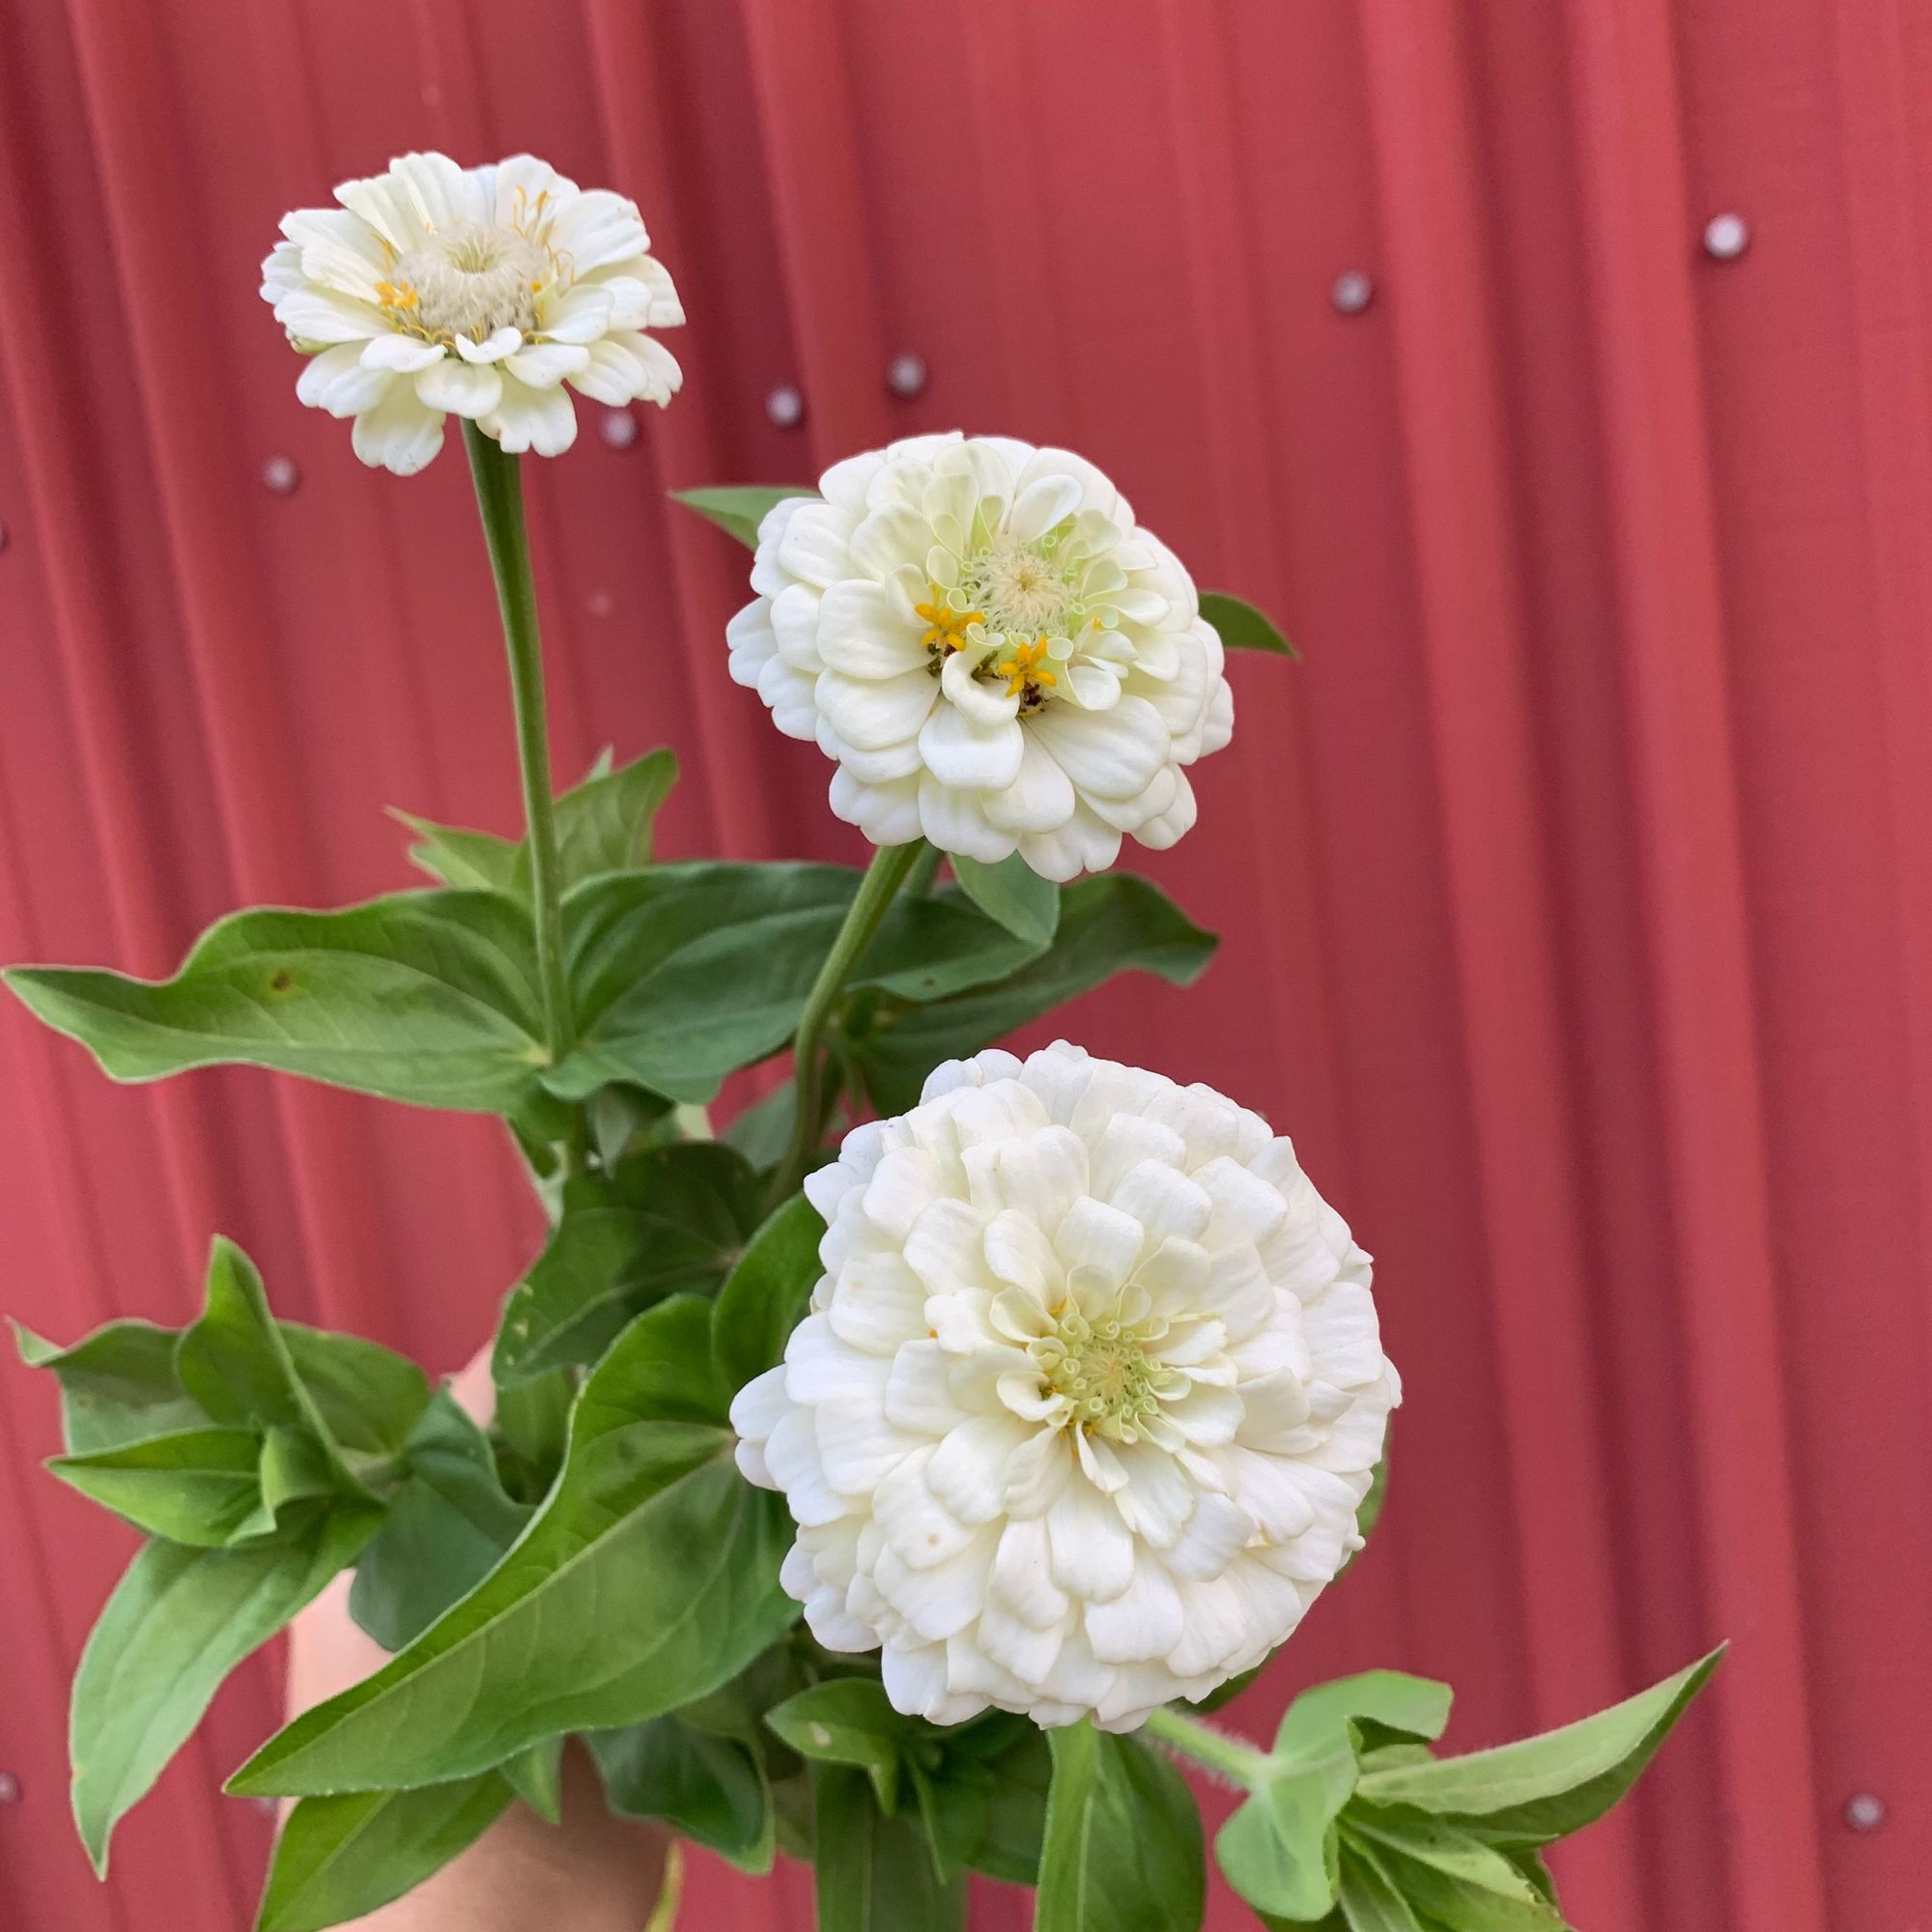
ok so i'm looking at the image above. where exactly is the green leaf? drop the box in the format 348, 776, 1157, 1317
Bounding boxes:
1351, 1648, 1723, 1843
550, 863, 864, 1104
50, 1427, 269, 1548
5, 892, 547, 1114
1199, 590, 1300, 660
277, 1325, 434, 1472
177, 1239, 365, 1495
1336, 1844, 1427, 1932
391, 811, 524, 895
349, 1393, 531, 1651
492, 1366, 573, 1502
722, 1082, 802, 1172
851, 885, 1048, 1003
670, 484, 817, 549
1279, 1673, 1452, 1759
1216, 1728, 1357, 1921
812, 1765, 965, 1932
543, 748, 678, 890
14, 1319, 207, 1453
498, 1735, 565, 1825
951, 1720, 1052, 1886
71, 1508, 380, 1871
951, 854, 1061, 949
1341, 1811, 1563, 1932
709, 1192, 826, 1404
590, 1716, 775, 1870
256, 1774, 514, 1932
850, 874, 1217, 1114
1037, 1722, 1205, 1932
765, 1678, 912, 1813
228, 1296, 798, 1798
493, 1142, 762, 1383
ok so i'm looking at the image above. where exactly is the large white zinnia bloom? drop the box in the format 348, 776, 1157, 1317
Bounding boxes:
726, 435, 1234, 881
730, 1041, 1397, 1731
262, 152, 682, 474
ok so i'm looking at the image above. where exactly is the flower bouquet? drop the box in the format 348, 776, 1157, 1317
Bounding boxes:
10, 152, 1719, 1931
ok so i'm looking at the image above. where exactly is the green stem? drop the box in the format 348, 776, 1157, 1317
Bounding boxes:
906, 841, 945, 897
1143, 1706, 1269, 1786
464, 422, 575, 1066
772, 838, 925, 1202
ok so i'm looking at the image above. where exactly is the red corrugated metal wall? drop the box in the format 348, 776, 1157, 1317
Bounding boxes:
0, 1, 1925, 1925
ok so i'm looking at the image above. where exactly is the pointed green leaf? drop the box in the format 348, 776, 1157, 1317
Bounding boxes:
348, 1393, 531, 1652
851, 884, 1049, 1002
710, 1192, 826, 1403
5, 893, 547, 1114
256, 1773, 514, 1932
14, 1319, 208, 1453
493, 1142, 762, 1383
71, 1508, 380, 1871
765, 1678, 912, 1813
1352, 1648, 1723, 1843
276, 1325, 434, 1470
50, 1427, 268, 1548
551, 864, 862, 1104
390, 811, 524, 894
849, 874, 1217, 1115
670, 485, 817, 549
498, 1735, 565, 1825
722, 1082, 802, 1172
1037, 1721, 1205, 1932
589, 1714, 775, 1870
1341, 1811, 1563, 1932
1278, 1673, 1452, 1759
228, 1296, 797, 1798
543, 748, 678, 889
177, 1239, 365, 1495
1215, 1728, 1356, 1921
950, 854, 1061, 949
1199, 590, 1300, 660
812, 1765, 965, 1932
1336, 1844, 1427, 1932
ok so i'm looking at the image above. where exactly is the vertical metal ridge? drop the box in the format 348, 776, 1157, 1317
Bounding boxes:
1560, 3, 1829, 1926
61, 0, 393, 1332
735, 0, 893, 459
1353, 2, 1636, 1918
582, 0, 789, 861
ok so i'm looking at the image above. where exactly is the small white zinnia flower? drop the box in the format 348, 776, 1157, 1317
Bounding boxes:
262, 151, 682, 474
730, 1041, 1397, 1731
725, 435, 1234, 880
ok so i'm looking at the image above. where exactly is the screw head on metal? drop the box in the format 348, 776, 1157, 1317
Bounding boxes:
1703, 212, 1749, 261
1844, 1792, 1886, 1833
600, 409, 639, 450
0, 523, 9, 555
886, 352, 928, 399
765, 384, 806, 430
1330, 270, 1374, 316
262, 455, 300, 496
585, 589, 614, 619
0, 1772, 19, 1804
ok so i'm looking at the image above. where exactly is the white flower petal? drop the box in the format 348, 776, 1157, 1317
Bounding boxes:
349, 382, 446, 474
482, 374, 577, 456
414, 356, 502, 419
920, 706, 1026, 792
297, 343, 393, 418
506, 342, 592, 389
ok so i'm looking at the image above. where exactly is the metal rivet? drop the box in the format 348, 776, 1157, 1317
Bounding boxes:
1844, 1792, 1886, 1833
585, 589, 614, 618
765, 384, 806, 430
262, 455, 300, 496
1703, 212, 1749, 261
0, 523, 9, 555
1330, 270, 1374, 315
886, 352, 928, 399
0, 1772, 20, 1804
600, 409, 639, 450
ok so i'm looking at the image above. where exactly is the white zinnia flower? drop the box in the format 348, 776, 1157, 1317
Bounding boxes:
262, 152, 682, 474
725, 435, 1234, 880
730, 1041, 1397, 1731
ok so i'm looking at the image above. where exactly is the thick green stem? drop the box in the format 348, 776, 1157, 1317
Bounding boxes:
1143, 1706, 1269, 1786
464, 422, 575, 1067
773, 838, 925, 1202
905, 842, 945, 897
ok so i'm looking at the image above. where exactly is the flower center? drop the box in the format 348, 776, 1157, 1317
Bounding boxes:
1034, 1302, 1185, 1444
957, 533, 1079, 642
380, 222, 554, 342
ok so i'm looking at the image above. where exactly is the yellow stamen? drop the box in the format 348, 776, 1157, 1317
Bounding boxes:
995, 637, 1058, 698
914, 585, 982, 656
